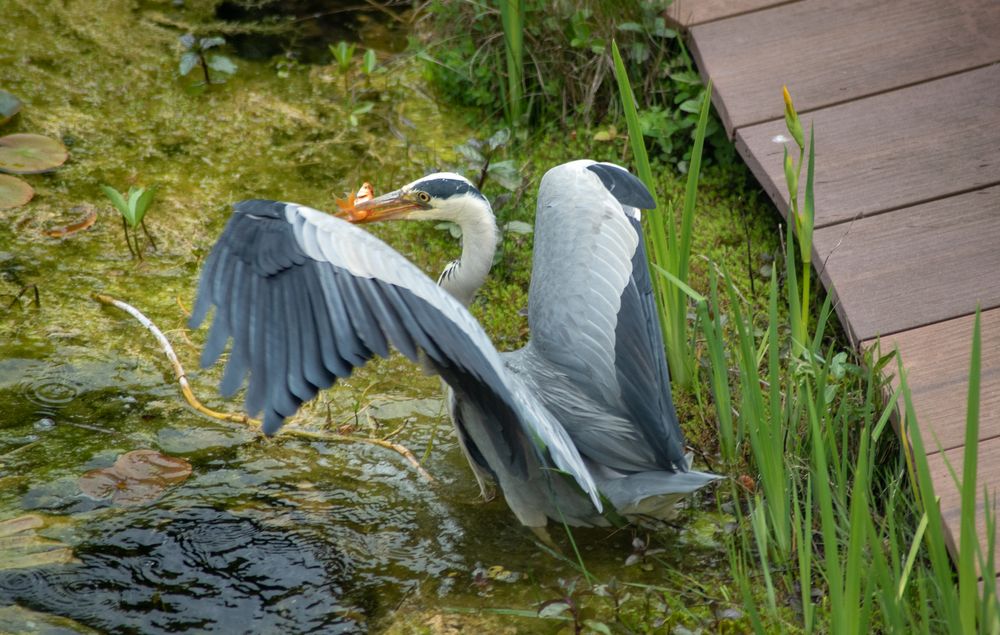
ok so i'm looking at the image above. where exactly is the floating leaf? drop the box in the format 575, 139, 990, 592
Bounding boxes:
78, 449, 192, 506
0, 90, 22, 127
0, 514, 77, 571
0, 514, 43, 538
0, 173, 33, 209
116, 449, 192, 483
0, 133, 68, 174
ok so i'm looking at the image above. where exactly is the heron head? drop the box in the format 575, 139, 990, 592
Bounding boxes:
340, 172, 490, 224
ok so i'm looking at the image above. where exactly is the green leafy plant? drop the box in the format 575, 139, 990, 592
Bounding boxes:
100, 184, 157, 260
361, 49, 378, 77
420, 1, 732, 166
179, 34, 237, 86
440, 128, 529, 264
330, 41, 356, 93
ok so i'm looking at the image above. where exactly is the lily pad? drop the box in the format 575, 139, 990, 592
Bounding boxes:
0, 173, 33, 209
0, 514, 77, 571
0, 133, 68, 174
0, 90, 22, 127
78, 449, 192, 506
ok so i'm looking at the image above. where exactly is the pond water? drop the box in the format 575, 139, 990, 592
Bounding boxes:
0, 1, 729, 632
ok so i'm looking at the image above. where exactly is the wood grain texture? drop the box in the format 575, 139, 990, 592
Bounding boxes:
665, 0, 795, 28
690, 0, 1000, 132
928, 442, 1000, 577
735, 65, 1000, 228
815, 186, 1000, 345
865, 309, 1000, 453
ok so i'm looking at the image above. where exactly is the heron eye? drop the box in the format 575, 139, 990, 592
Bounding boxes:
417, 191, 431, 203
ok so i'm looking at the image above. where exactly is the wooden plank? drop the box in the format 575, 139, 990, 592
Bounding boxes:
928, 441, 1000, 577
815, 186, 1000, 345
735, 65, 1000, 228
665, 0, 795, 28
865, 309, 1000, 453
690, 0, 1000, 132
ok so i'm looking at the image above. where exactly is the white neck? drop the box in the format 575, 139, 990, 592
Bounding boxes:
436, 198, 498, 307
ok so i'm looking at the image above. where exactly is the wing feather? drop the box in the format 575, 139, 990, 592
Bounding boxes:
189, 199, 599, 508
525, 161, 686, 470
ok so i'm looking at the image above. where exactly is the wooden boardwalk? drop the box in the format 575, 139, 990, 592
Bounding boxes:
667, 0, 1000, 578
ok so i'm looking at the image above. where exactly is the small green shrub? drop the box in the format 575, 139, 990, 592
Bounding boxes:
416, 0, 732, 168
179, 35, 237, 86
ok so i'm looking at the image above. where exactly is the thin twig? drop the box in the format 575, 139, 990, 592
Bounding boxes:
92, 293, 434, 482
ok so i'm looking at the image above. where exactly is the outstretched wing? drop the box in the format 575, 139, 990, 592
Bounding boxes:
526, 161, 686, 470
189, 199, 599, 506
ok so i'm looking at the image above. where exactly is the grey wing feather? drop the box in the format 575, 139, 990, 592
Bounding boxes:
526, 161, 685, 469
528, 166, 637, 408
189, 199, 600, 508
613, 216, 686, 468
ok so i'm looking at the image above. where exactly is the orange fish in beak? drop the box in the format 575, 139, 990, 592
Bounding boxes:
336, 182, 431, 224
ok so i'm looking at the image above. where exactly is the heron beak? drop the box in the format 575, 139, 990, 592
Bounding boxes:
337, 189, 428, 223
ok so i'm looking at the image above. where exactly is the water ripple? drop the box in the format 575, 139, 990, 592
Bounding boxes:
0, 506, 366, 634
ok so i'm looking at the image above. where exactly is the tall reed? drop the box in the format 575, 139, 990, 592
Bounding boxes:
780, 87, 815, 351
499, 0, 524, 126
611, 39, 711, 389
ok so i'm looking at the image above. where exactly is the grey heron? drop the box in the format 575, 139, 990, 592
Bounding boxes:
189, 159, 718, 535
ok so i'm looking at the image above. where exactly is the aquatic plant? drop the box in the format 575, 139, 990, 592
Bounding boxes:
0, 133, 68, 174
0, 173, 33, 209
0, 95, 68, 208
78, 449, 192, 506
178, 34, 237, 86
0, 515, 76, 571
100, 184, 157, 259
328, 42, 379, 124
